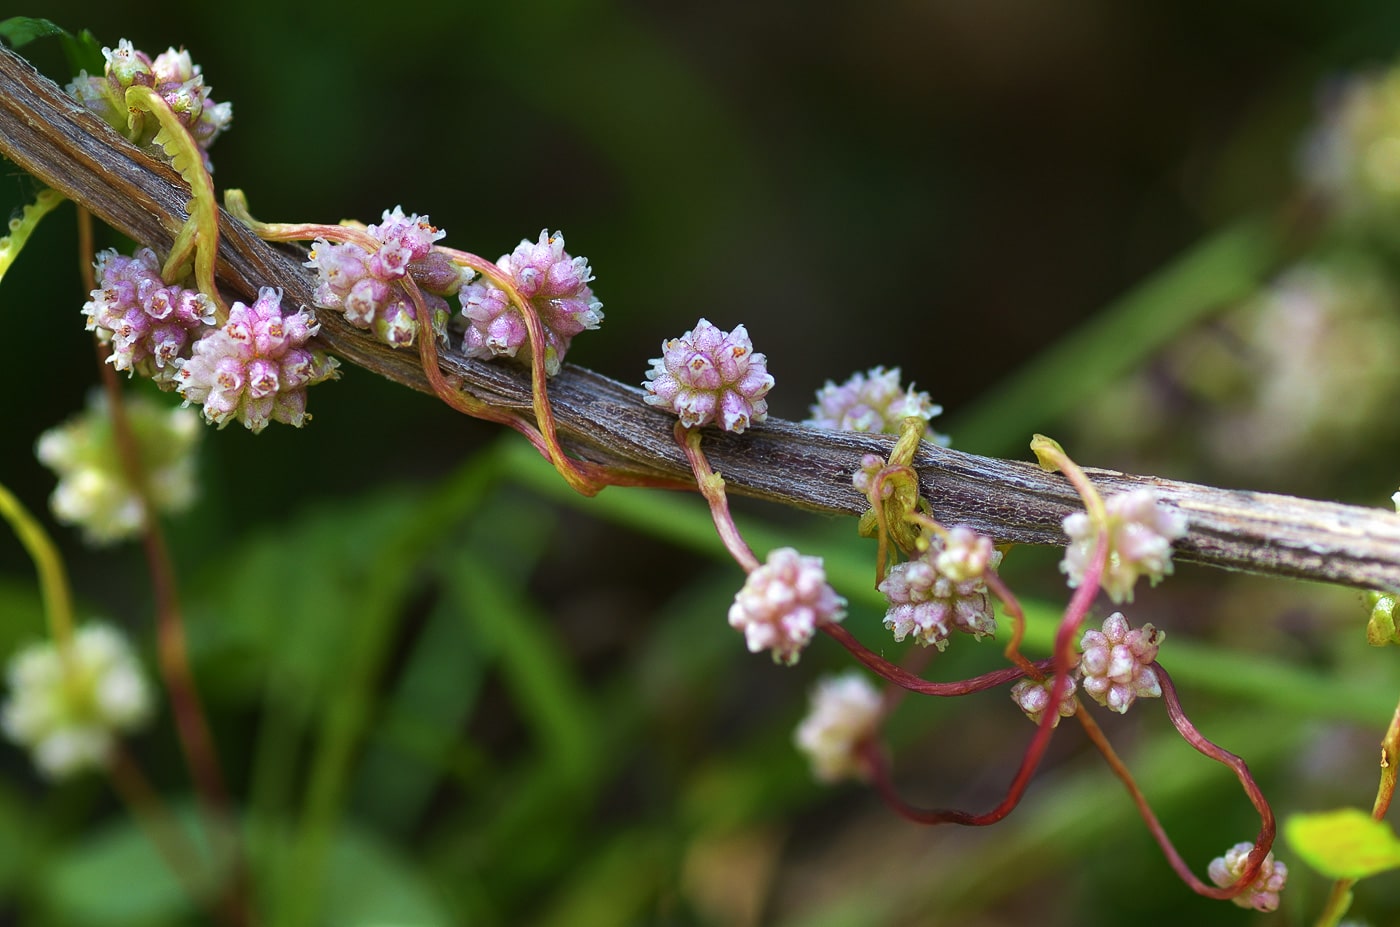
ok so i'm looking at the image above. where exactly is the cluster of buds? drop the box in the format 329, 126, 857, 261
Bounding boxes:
83, 247, 216, 384
879, 527, 1002, 650
307, 207, 463, 348
728, 548, 846, 665
1009, 676, 1079, 727
793, 672, 882, 782
806, 366, 946, 442
1209, 843, 1290, 912
1007, 612, 1164, 725
1061, 488, 1187, 603
174, 287, 339, 432
36, 390, 201, 545
461, 230, 603, 376
1078, 612, 1164, 713
643, 318, 773, 432
1, 624, 153, 780
66, 40, 231, 171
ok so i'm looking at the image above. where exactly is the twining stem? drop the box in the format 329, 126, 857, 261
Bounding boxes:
983, 568, 1040, 679
1156, 663, 1276, 901
856, 525, 1108, 826
821, 622, 1049, 696
121, 86, 227, 317
1031, 434, 1107, 525
1076, 702, 1231, 901
677, 423, 760, 573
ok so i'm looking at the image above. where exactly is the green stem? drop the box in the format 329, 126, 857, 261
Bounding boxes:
0, 481, 75, 646
0, 186, 66, 283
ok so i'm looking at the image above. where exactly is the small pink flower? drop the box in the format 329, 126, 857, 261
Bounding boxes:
459, 230, 603, 376
643, 319, 774, 433
851, 453, 894, 500
175, 288, 338, 433
728, 548, 846, 665
1061, 489, 1187, 603
1078, 612, 1163, 714
1010, 676, 1078, 727
1208, 843, 1288, 912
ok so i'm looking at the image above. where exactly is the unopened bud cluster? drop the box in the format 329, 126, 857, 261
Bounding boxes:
461, 230, 603, 375
1009, 676, 1079, 727
1078, 612, 1163, 713
66, 40, 231, 171
2, 624, 153, 780
879, 527, 1002, 650
1209, 843, 1289, 912
794, 672, 882, 782
729, 548, 846, 664
36, 391, 200, 545
307, 207, 464, 348
1008, 611, 1164, 724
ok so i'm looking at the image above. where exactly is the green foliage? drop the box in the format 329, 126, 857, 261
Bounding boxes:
1286, 809, 1400, 880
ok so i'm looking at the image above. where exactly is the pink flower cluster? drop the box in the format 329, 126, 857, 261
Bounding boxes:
1061, 489, 1188, 603
643, 319, 774, 433
1009, 676, 1078, 727
66, 40, 232, 171
1208, 843, 1289, 912
174, 287, 338, 433
1078, 612, 1163, 714
1009, 612, 1165, 724
878, 527, 1002, 650
83, 248, 216, 383
728, 548, 846, 665
806, 367, 945, 442
306, 207, 460, 348
460, 230, 604, 376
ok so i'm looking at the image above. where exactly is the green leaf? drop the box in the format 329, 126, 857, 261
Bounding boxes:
1285, 808, 1400, 880
41, 806, 207, 926
0, 17, 67, 49
60, 29, 105, 81
318, 824, 453, 926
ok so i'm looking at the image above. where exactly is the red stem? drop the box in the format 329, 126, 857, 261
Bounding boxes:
1156, 663, 1276, 901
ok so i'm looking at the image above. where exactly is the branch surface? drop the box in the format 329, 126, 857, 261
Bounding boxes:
4, 44, 1399, 591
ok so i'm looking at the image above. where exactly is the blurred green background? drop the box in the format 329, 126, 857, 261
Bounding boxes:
4, 1, 1400, 924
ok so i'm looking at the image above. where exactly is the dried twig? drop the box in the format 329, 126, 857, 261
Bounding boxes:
3, 44, 1399, 591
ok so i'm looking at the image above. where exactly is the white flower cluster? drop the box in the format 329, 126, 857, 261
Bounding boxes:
36, 391, 201, 545
793, 672, 882, 783
2, 624, 154, 779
